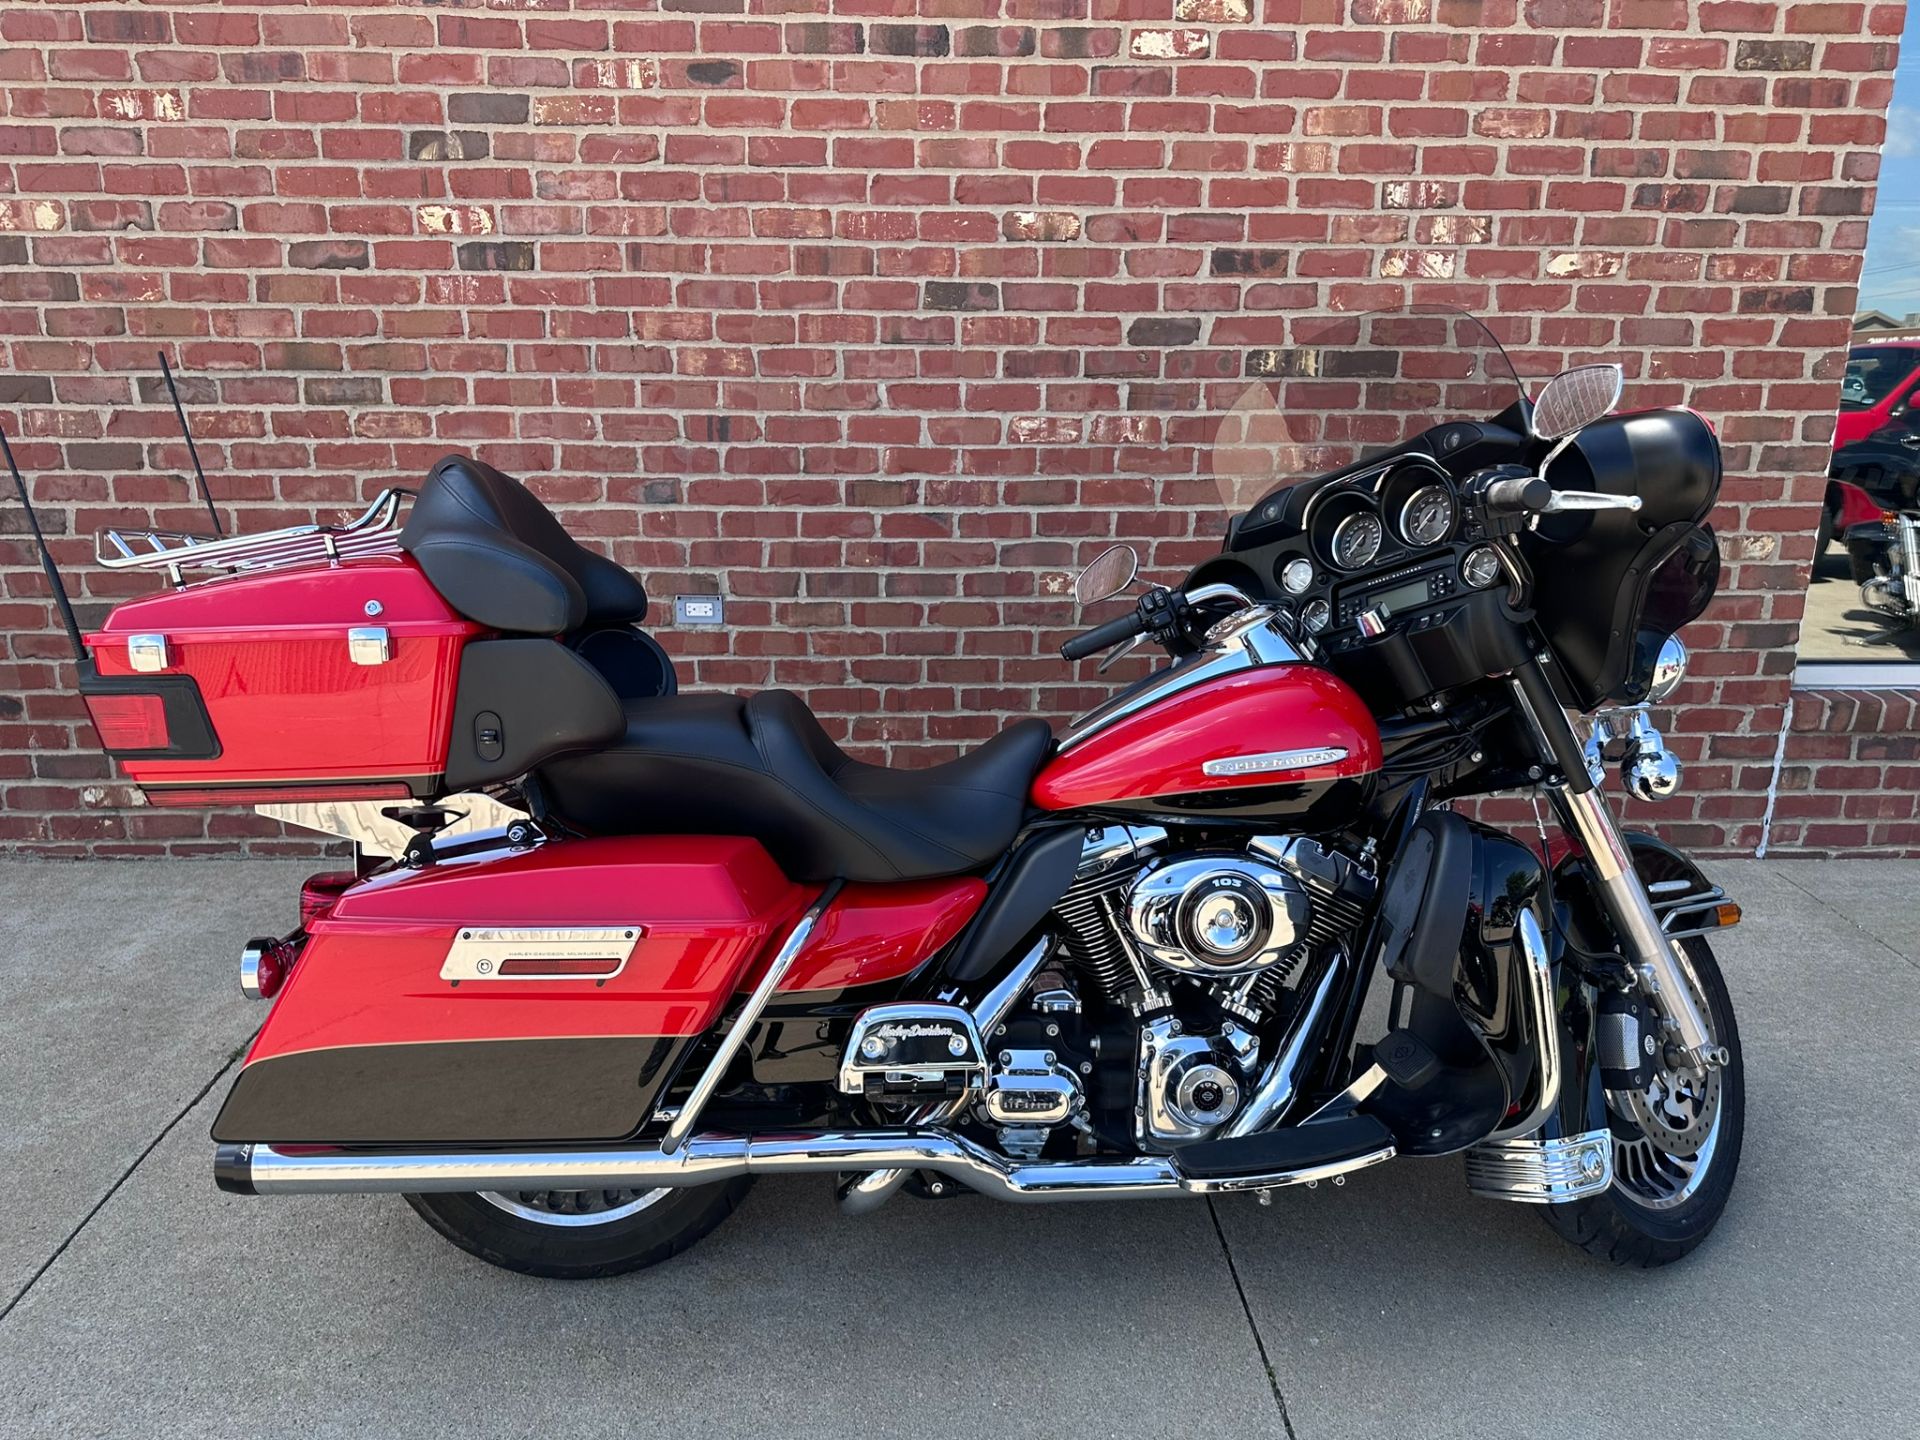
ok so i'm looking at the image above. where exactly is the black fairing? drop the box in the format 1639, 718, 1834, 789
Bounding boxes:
1367, 811, 1549, 1156
1523, 408, 1722, 710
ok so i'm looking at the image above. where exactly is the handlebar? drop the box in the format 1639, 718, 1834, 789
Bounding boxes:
1060, 580, 1260, 662
1482, 475, 1552, 515
1473, 467, 1642, 520
1061, 607, 1149, 661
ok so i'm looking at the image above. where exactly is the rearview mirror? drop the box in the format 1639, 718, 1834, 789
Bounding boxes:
1073, 544, 1139, 606
1531, 363, 1624, 442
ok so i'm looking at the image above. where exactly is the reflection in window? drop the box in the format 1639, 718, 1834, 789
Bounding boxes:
1795, 0, 1920, 683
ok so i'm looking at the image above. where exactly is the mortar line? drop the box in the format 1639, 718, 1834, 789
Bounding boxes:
0, 1056, 238, 1326
1768, 865, 1920, 977
1206, 1196, 1301, 1440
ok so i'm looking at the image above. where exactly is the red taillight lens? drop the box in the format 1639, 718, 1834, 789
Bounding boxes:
299, 871, 356, 929
83, 692, 172, 750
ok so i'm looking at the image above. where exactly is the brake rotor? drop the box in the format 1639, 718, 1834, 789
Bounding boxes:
1619, 1064, 1719, 1158
1614, 946, 1721, 1158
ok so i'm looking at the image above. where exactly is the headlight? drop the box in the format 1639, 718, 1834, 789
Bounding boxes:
1647, 636, 1688, 704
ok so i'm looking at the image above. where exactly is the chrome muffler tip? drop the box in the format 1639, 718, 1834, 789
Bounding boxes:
214, 1143, 257, 1196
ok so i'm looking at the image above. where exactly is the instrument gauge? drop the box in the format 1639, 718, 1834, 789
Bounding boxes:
1280, 557, 1315, 595
1397, 484, 1456, 548
1462, 545, 1503, 589
1328, 512, 1383, 571
1300, 597, 1331, 634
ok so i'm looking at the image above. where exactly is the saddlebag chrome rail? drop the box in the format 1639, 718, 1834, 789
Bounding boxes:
215, 1126, 1394, 1205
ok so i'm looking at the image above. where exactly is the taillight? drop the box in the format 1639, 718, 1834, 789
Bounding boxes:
299, 871, 356, 929
83, 692, 171, 750
76, 660, 219, 760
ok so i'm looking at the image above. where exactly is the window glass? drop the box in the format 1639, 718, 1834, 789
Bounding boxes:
1794, 2, 1920, 683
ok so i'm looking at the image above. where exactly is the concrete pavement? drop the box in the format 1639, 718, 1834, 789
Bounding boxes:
1, 855, 1916, 1437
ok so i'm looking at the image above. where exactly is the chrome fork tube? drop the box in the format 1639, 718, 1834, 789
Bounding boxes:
1547, 780, 1715, 1065
1507, 656, 1718, 1070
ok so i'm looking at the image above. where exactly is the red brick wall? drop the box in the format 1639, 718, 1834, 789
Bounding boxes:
0, 0, 1912, 857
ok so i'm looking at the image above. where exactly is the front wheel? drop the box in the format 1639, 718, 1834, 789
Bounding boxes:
1543, 937, 1744, 1268
405, 1179, 752, 1279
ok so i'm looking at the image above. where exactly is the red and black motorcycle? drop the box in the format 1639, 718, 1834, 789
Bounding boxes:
19, 311, 1744, 1278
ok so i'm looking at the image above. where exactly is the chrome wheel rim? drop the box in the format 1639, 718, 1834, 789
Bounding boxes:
1609, 945, 1724, 1211
478, 1188, 672, 1228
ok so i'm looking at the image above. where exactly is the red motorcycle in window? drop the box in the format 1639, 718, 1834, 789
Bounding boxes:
12, 311, 1743, 1278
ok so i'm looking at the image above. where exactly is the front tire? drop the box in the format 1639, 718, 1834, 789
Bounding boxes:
1542, 937, 1744, 1268
405, 1180, 752, 1279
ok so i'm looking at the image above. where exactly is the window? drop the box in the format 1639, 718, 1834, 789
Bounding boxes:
1793, 6, 1920, 687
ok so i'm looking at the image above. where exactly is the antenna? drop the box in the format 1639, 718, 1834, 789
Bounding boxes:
157, 349, 222, 537
0, 423, 89, 663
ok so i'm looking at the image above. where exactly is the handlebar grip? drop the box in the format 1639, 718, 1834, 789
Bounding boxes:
1483, 475, 1552, 515
1061, 608, 1147, 661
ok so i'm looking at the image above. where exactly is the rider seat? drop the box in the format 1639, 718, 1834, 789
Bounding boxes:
538, 691, 1054, 884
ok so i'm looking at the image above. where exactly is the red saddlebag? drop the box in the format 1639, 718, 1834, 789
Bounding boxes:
212, 836, 812, 1146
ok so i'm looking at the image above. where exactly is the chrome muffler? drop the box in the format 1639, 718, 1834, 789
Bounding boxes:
217, 1130, 1188, 1205
216, 1121, 1396, 1205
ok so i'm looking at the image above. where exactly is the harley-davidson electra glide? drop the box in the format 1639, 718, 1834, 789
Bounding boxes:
25, 310, 1744, 1278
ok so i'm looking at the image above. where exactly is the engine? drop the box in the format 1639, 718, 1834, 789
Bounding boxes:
843, 825, 1376, 1161
1027, 825, 1374, 1152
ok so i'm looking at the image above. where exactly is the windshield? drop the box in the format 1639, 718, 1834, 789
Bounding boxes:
1841, 345, 1920, 410
1206, 307, 1524, 522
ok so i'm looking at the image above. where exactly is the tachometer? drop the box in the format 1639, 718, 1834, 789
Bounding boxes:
1397, 484, 1456, 548
1329, 512, 1383, 570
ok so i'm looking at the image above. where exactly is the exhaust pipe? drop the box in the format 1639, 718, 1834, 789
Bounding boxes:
216, 1129, 1187, 1205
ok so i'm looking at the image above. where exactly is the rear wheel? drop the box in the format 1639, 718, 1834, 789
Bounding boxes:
405, 1180, 752, 1279
1543, 937, 1744, 1268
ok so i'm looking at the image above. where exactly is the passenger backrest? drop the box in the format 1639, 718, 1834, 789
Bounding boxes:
401, 455, 649, 635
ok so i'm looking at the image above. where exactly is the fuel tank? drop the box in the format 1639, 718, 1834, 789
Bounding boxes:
1031, 665, 1381, 825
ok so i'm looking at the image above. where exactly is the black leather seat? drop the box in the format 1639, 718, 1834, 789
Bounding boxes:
539, 690, 1054, 883
401, 455, 649, 635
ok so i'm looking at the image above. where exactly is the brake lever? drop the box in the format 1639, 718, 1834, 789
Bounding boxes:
1540, 490, 1642, 514
1097, 630, 1152, 674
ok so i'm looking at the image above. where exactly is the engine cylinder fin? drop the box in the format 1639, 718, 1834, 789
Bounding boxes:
1053, 867, 1138, 1002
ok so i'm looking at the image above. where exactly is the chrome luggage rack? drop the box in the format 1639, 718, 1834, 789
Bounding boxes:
96, 488, 411, 588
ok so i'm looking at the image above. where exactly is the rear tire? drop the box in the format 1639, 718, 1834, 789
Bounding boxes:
405, 1180, 752, 1279
1542, 938, 1744, 1268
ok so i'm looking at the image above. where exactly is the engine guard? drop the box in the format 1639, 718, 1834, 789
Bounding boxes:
1361, 811, 1557, 1157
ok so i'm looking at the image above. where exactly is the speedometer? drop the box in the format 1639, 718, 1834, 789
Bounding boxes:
1397, 484, 1456, 548
1329, 512, 1383, 570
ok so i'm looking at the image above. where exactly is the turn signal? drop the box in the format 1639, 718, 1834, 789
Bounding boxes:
1715, 901, 1742, 929
241, 936, 293, 1000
